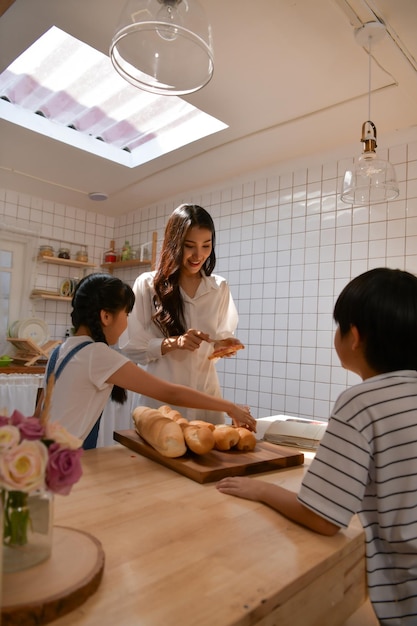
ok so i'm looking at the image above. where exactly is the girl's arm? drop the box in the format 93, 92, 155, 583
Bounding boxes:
106, 360, 256, 430
216, 476, 340, 536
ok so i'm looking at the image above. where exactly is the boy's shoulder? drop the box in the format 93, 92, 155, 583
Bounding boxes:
334, 371, 417, 413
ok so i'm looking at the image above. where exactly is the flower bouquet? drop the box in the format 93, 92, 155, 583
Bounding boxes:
0, 376, 84, 571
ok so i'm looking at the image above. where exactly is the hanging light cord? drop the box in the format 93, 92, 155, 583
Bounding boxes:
367, 35, 372, 121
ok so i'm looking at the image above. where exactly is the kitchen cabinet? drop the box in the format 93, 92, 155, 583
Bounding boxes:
100, 232, 157, 273
30, 255, 96, 302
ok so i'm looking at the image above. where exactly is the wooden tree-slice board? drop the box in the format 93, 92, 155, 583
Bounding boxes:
2, 526, 105, 626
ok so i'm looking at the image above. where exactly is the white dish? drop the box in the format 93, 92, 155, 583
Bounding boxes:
14, 318, 50, 346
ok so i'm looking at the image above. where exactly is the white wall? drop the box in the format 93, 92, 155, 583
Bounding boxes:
1, 128, 417, 423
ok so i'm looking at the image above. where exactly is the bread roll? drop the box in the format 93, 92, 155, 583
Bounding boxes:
213, 425, 240, 451
189, 420, 215, 431
167, 409, 185, 422
132, 406, 186, 458
157, 405, 186, 425
208, 344, 244, 360
236, 427, 257, 451
158, 405, 187, 424
158, 405, 173, 416
180, 424, 215, 455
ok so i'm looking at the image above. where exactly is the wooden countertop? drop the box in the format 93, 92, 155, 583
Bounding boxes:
46, 444, 367, 626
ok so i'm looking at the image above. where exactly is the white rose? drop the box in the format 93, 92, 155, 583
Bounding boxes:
0, 425, 21, 451
0, 439, 48, 492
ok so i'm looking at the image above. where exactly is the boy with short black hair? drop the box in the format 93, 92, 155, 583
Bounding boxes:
217, 267, 417, 625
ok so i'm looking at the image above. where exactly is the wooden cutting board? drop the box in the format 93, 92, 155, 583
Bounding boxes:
114, 429, 304, 483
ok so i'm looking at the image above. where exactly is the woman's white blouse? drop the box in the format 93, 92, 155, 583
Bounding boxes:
119, 271, 238, 423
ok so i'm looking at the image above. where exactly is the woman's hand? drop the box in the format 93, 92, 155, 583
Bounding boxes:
176, 329, 210, 351
227, 404, 256, 432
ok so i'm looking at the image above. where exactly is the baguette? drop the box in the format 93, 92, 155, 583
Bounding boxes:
180, 423, 215, 455
235, 427, 257, 451
189, 420, 215, 431
158, 405, 188, 425
213, 424, 240, 451
158, 405, 174, 417
132, 406, 186, 458
173, 416, 189, 426
167, 409, 183, 421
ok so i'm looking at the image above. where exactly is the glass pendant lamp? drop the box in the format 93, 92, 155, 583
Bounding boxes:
341, 22, 399, 205
109, 0, 214, 96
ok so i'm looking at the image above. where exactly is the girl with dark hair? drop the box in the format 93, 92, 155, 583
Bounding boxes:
35, 273, 255, 444
218, 268, 417, 625
120, 205, 244, 424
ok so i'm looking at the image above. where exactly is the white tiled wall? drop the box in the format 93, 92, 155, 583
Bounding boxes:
1, 129, 417, 422
0, 193, 116, 340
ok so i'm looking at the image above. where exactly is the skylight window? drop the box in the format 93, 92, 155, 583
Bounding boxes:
0, 26, 227, 168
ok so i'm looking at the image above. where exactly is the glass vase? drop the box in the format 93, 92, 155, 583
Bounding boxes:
3, 489, 54, 573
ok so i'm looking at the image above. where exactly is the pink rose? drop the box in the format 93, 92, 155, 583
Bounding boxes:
0, 416, 9, 427
18, 416, 45, 441
0, 439, 48, 492
46, 443, 83, 495
9, 410, 26, 426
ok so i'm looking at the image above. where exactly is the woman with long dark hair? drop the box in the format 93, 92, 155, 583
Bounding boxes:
120, 204, 244, 424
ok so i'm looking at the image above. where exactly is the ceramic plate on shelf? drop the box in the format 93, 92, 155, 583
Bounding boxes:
11, 318, 50, 346
59, 278, 76, 297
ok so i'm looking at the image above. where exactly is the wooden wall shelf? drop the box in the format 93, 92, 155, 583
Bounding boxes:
100, 259, 151, 273
32, 255, 96, 302
31, 234, 157, 301
101, 232, 157, 274
37, 256, 96, 269
30, 293, 72, 302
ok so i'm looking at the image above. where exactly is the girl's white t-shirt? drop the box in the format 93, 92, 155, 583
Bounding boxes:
44, 336, 129, 440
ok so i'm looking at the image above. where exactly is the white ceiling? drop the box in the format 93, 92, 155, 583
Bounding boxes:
0, 0, 416, 217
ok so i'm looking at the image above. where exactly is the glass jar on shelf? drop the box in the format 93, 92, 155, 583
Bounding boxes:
39, 245, 54, 258
75, 247, 88, 263
58, 247, 71, 259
